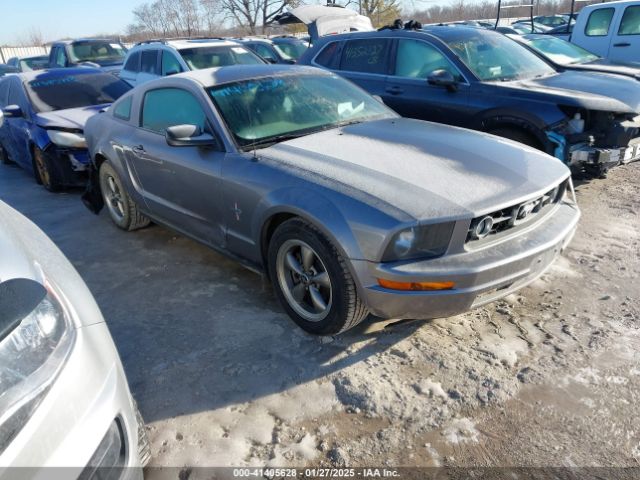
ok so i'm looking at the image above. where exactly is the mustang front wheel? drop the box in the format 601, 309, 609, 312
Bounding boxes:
268, 218, 369, 335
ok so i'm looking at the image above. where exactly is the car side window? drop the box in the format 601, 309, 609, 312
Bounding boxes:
161, 51, 184, 75
113, 95, 133, 121
618, 6, 640, 35
124, 51, 141, 72
141, 88, 207, 134
141, 50, 159, 74
53, 47, 67, 67
339, 38, 391, 75
7, 80, 27, 111
314, 41, 340, 68
394, 39, 464, 82
253, 44, 277, 62
585, 8, 615, 36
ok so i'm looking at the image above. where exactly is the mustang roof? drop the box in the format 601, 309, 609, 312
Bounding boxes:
174, 64, 330, 87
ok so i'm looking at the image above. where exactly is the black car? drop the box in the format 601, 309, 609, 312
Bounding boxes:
48, 38, 128, 72
234, 38, 295, 64
271, 36, 309, 60
298, 25, 640, 176
511, 34, 640, 81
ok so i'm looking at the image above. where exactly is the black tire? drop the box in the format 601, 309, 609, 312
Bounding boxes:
32, 146, 62, 191
0, 144, 13, 165
268, 218, 369, 335
489, 127, 541, 150
99, 161, 150, 231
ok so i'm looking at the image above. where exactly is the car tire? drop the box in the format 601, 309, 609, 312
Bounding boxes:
0, 144, 13, 165
489, 127, 540, 150
268, 217, 369, 335
99, 161, 150, 231
32, 146, 62, 191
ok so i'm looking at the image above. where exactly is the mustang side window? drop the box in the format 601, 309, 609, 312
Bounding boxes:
395, 39, 464, 82
142, 88, 207, 134
619, 6, 640, 35
585, 8, 615, 36
339, 38, 390, 75
113, 96, 132, 121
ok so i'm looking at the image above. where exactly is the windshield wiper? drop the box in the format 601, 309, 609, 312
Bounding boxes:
242, 132, 311, 150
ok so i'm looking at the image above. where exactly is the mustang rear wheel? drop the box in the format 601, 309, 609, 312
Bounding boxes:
268, 218, 369, 335
99, 161, 150, 231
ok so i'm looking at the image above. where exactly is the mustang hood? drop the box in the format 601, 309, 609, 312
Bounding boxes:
503, 71, 640, 113
262, 118, 570, 221
35, 104, 107, 131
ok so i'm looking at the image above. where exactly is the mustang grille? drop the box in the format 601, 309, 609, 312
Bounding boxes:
466, 180, 567, 244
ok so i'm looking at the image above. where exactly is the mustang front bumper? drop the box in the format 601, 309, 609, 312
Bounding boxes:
353, 201, 580, 320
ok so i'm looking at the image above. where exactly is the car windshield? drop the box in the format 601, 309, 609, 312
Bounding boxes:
20, 56, 49, 72
179, 46, 263, 70
443, 30, 556, 81
525, 36, 600, 65
26, 73, 132, 112
273, 41, 308, 60
69, 41, 126, 65
208, 74, 394, 150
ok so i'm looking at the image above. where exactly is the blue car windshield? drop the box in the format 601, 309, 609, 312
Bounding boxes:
524, 36, 600, 65
443, 30, 556, 82
208, 74, 394, 150
26, 74, 132, 112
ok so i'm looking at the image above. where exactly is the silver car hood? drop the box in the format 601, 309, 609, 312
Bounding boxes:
262, 118, 570, 220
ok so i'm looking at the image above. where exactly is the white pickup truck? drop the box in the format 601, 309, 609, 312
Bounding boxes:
571, 0, 640, 64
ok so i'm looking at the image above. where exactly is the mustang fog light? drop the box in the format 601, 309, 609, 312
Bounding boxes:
377, 279, 455, 291
0, 278, 75, 454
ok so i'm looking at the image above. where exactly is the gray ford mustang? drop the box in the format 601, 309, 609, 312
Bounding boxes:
82, 65, 580, 335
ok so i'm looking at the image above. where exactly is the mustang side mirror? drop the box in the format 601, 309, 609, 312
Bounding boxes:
427, 70, 458, 92
3, 105, 23, 118
166, 124, 217, 147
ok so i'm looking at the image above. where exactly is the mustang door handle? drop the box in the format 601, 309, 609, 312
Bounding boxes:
132, 144, 146, 153
613, 42, 631, 47
385, 86, 404, 95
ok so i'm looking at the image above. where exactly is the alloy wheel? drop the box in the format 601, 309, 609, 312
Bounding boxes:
104, 174, 126, 221
34, 149, 51, 188
276, 239, 332, 322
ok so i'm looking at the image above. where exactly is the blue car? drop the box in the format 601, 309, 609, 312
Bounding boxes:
0, 68, 131, 191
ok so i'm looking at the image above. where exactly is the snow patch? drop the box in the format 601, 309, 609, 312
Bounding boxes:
442, 418, 480, 445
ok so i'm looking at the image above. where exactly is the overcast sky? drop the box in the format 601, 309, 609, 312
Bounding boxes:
0, 0, 466, 45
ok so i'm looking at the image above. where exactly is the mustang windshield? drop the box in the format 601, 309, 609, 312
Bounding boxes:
208, 74, 393, 149
523, 36, 600, 65
443, 30, 556, 82
26, 73, 132, 112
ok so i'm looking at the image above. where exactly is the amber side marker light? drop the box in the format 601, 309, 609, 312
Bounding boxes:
377, 279, 456, 291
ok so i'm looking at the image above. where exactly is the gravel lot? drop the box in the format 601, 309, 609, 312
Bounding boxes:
1, 161, 638, 474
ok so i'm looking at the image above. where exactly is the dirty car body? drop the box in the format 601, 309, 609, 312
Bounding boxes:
83, 65, 580, 334
0, 68, 131, 190
298, 26, 640, 176
0, 200, 149, 474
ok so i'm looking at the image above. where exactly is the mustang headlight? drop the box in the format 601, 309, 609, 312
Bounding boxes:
47, 130, 87, 149
0, 278, 75, 454
382, 222, 455, 262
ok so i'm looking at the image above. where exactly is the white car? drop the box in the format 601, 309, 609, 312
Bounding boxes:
0, 182, 149, 473
119, 38, 265, 86
571, 0, 640, 64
